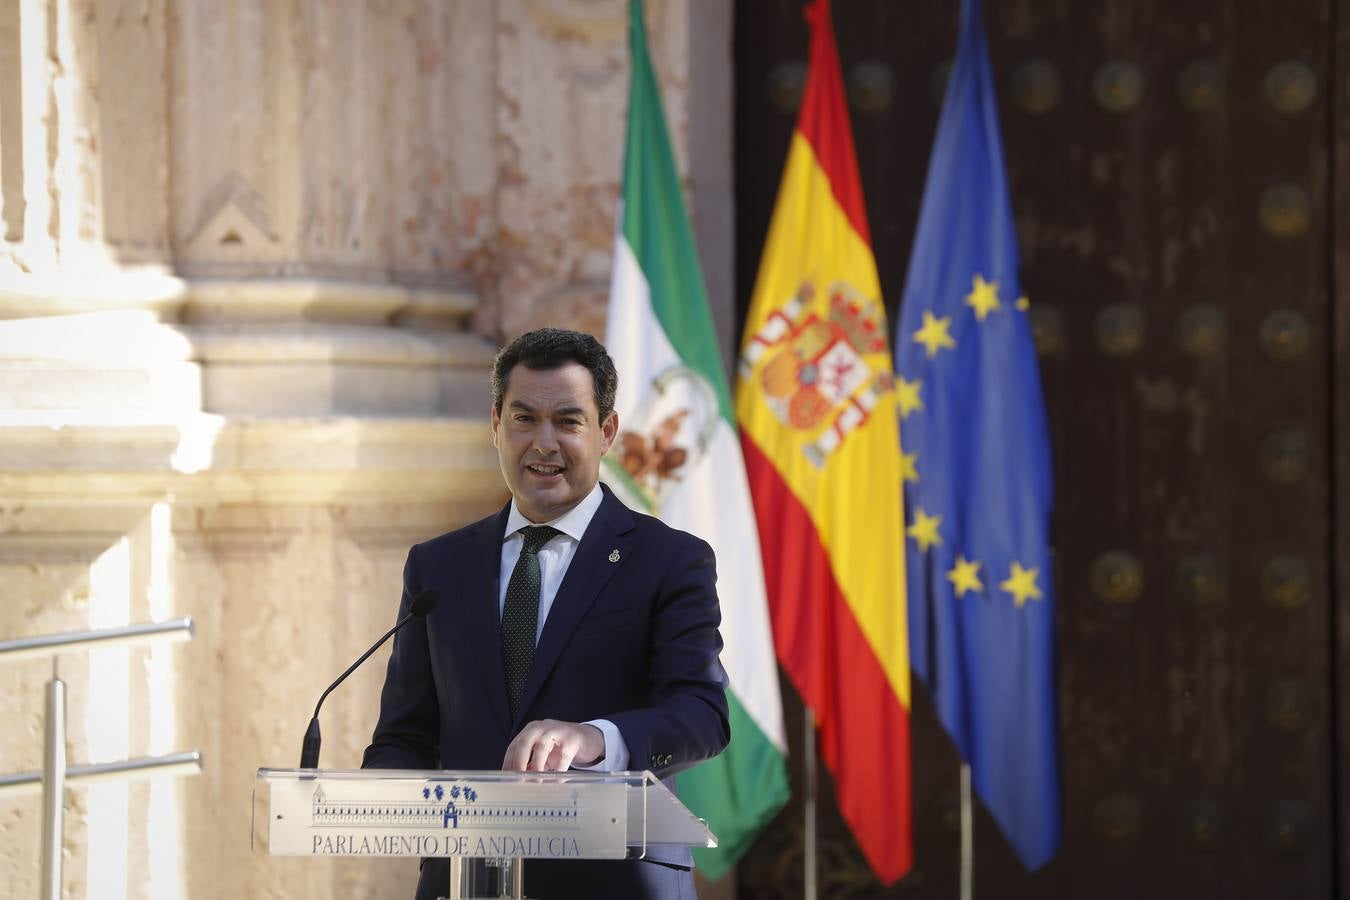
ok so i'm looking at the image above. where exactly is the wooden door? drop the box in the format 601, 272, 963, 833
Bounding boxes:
733, 1, 1340, 897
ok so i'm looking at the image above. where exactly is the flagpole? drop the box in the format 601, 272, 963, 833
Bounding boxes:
804, 707, 818, 900
960, 762, 973, 900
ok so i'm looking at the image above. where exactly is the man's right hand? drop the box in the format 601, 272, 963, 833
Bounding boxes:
502, 719, 605, 771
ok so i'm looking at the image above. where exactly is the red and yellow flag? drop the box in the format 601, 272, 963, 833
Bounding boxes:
734, 0, 911, 883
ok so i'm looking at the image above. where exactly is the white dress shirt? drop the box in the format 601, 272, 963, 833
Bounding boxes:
499, 483, 629, 771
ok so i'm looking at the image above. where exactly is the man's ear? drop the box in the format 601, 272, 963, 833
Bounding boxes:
600, 410, 619, 453
490, 406, 501, 447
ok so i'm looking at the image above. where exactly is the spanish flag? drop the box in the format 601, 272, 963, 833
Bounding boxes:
734, 0, 911, 883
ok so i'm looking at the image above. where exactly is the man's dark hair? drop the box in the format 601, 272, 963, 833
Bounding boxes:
491, 328, 618, 420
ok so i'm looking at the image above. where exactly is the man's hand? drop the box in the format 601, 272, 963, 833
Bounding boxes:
502, 720, 605, 771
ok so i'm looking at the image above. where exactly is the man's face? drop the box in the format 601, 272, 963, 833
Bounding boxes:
491, 362, 618, 523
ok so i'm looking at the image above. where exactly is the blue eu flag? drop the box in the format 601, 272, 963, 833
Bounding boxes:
894, 0, 1060, 870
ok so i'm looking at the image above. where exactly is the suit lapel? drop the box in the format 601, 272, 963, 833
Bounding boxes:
514, 487, 635, 724
461, 503, 513, 736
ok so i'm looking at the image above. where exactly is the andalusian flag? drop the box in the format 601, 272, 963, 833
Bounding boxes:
735, 0, 911, 883
602, 0, 789, 877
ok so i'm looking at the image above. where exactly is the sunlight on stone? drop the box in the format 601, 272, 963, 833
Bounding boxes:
146, 503, 185, 900
170, 415, 224, 474
87, 537, 131, 900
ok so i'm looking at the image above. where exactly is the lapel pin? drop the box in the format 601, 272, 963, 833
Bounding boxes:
608, 549, 621, 563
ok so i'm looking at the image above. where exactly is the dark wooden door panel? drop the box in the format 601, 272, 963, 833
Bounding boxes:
1332, 0, 1350, 893
733, 1, 1337, 897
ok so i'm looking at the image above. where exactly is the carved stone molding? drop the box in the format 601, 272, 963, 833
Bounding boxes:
0, 417, 500, 506
183, 278, 478, 328
0, 274, 493, 417
0, 270, 188, 320
183, 173, 282, 262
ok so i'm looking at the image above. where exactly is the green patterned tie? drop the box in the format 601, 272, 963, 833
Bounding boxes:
502, 525, 560, 716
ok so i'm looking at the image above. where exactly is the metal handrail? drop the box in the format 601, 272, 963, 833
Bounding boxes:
0, 619, 202, 900
0, 618, 193, 662
0, 751, 203, 797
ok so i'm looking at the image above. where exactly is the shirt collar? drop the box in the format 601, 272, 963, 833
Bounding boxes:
504, 482, 603, 544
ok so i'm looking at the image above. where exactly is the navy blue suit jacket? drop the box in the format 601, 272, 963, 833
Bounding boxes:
363, 484, 730, 899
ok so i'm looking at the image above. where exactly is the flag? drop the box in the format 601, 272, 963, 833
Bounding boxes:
734, 0, 911, 883
895, 0, 1061, 870
602, 0, 789, 877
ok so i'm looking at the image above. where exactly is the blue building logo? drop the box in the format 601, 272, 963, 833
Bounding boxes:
309, 781, 580, 833
422, 783, 478, 828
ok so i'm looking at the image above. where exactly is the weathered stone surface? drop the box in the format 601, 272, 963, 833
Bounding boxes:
0, 1, 731, 897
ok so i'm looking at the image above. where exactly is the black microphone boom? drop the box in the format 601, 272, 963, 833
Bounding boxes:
299, 588, 440, 768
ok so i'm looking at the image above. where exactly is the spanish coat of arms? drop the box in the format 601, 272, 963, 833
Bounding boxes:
739, 280, 894, 468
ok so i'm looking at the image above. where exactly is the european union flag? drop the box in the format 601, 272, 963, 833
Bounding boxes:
894, 0, 1060, 870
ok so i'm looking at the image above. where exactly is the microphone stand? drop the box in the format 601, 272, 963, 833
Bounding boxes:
300, 589, 438, 768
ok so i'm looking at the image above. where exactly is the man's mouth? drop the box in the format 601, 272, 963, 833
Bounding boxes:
526, 463, 564, 477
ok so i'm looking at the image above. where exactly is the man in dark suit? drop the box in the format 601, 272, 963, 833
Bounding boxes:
363, 328, 730, 899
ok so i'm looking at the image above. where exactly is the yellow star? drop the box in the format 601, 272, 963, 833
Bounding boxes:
912, 310, 956, 359
899, 450, 919, 484
999, 561, 1044, 608
965, 274, 1002, 322
1015, 295, 1030, 311
906, 507, 943, 552
947, 555, 983, 598
896, 376, 924, 420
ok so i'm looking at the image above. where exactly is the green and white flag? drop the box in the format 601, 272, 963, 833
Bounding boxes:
601, 0, 789, 878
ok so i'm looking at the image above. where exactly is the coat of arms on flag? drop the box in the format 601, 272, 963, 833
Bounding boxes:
739, 280, 894, 468
606, 365, 719, 514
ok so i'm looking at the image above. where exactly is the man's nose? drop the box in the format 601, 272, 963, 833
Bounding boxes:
532, 423, 561, 453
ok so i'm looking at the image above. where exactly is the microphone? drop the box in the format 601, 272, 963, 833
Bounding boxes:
299, 588, 440, 768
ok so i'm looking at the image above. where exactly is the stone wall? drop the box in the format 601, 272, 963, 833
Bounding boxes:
0, 1, 733, 897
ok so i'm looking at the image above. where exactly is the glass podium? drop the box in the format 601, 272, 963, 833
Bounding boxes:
253, 768, 716, 900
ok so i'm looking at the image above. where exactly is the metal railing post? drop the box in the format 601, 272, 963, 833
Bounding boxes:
0, 618, 201, 899
39, 660, 66, 900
